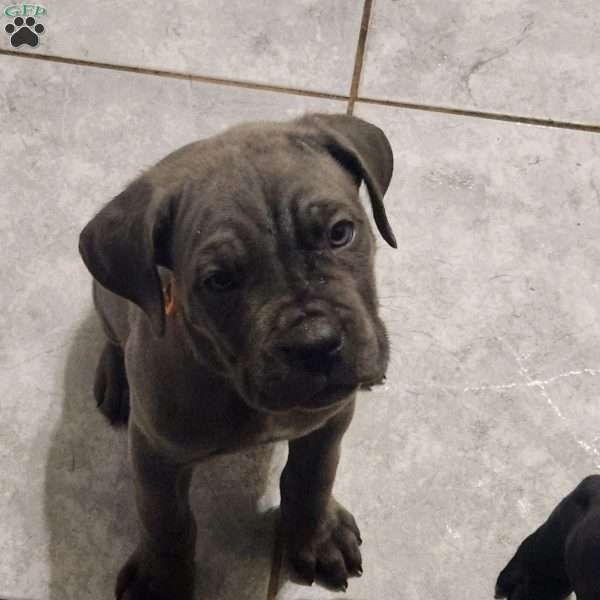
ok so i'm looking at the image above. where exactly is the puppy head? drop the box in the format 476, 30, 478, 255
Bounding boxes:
80, 113, 396, 413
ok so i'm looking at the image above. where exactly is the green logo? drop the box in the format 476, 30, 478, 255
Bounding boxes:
3, 4, 46, 17
4, 4, 46, 47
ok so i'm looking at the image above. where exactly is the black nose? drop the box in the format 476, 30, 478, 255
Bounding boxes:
279, 316, 343, 369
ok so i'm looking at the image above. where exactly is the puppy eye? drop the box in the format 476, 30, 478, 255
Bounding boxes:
204, 270, 237, 292
329, 219, 355, 248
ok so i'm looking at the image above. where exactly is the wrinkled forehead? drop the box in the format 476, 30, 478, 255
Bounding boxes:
176, 139, 363, 252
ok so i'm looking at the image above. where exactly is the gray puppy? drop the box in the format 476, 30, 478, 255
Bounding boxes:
79, 113, 396, 599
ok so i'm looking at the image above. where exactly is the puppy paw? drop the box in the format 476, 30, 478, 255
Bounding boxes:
284, 498, 363, 591
495, 572, 571, 600
495, 541, 572, 600
94, 342, 130, 425
115, 549, 194, 600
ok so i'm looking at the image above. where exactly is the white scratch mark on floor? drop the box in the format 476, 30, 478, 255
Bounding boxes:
496, 335, 600, 469
517, 497, 531, 517
445, 524, 461, 540
463, 368, 600, 393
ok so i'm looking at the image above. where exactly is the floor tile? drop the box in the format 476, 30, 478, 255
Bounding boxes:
275, 103, 600, 598
0, 55, 342, 600
0, 1, 363, 95
361, 0, 600, 123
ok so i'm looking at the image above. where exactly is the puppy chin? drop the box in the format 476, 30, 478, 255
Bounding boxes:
299, 383, 358, 411
246, 374, 360, 414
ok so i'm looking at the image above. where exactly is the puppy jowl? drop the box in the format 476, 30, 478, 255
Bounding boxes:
4, 4, 46, 47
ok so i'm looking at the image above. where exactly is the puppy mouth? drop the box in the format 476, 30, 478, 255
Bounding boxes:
249, 359, 387, 413
253, 379, 360, 414
300, 371, 387, 410
300, 382, 359, 411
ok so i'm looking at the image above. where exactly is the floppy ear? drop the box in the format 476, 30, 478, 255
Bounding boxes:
79, 177, 174, 337
299, 113, 397, 248
299, 114, 397, 248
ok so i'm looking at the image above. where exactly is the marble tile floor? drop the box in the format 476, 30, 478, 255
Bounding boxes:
1, 2, 599, 599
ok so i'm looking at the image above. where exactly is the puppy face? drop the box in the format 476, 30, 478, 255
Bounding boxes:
172, 138, 389, 412
79, 114, 396, 414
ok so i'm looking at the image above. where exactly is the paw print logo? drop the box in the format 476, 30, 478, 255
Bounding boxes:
5, 16, 45, 48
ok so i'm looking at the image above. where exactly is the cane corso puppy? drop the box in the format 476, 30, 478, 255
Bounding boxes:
79, 113, 396, 599
496, 475, 600, 600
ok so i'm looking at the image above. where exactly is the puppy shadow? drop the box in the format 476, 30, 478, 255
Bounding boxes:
44, 310, 278, 600
273, 532, 367, 600
275, 562, 368, 600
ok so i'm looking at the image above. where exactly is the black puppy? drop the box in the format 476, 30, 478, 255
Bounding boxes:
496, 475, 600, 600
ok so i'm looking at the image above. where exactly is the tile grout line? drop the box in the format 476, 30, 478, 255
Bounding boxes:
265, 514, 284, 600
2, 48, 600, 133
347, 0, 373, 116
0, 49, 349, 102
357, 96, 600, 133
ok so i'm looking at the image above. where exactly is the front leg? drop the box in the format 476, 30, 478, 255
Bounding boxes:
116, 424, 196, 600
280, 400, 362, 591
